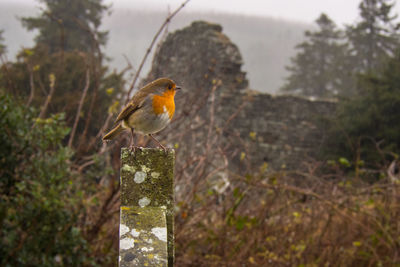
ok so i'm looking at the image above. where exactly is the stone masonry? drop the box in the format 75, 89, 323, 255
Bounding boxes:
146, 21, 335, 171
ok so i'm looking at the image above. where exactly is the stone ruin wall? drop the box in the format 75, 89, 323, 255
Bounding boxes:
146, 21, 336, 171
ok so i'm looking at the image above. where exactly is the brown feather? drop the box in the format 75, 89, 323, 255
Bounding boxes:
115, 78, 175, 123
102, 124, 124, 140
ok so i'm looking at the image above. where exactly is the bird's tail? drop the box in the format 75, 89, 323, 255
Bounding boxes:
103, 123, 124, 141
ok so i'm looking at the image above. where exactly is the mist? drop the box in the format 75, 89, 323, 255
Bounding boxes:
0, 2, 310, 93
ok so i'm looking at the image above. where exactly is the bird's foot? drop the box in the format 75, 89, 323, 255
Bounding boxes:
149, 134, 167, 153
129, 145, 137, 154
159, 143, 167, 153
129, 145, 144, 154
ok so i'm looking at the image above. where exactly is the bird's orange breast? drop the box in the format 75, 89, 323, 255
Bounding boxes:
152, 91, 176, 119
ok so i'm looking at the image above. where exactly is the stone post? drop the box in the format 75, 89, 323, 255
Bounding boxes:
119, 148, 175, 267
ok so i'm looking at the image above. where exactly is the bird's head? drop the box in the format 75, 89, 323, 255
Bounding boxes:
147, 77, 181, 98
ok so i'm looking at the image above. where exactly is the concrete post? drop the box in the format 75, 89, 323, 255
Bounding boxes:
119, 148, 175, 267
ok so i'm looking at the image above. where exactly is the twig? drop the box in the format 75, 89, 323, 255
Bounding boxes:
27, 65, 35, 106
77, 159, 95, 173
233, 172, 393, 250
222, 99, 248, 131
85, 112, 117, 156
121, 54, 134, 74
37, 73, 56, 119
125, 0, 191, 103
152, 5, 172, 62
68, 68, 90, 148
72, 17, 103, 152
206, 81, 219, 152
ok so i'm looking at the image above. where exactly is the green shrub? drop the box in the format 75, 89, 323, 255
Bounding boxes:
0, 92, 97, 266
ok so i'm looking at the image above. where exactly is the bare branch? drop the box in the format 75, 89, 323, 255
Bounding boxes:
27, 65, 35, 106
125, 0, 191, 103
68, 68, 90, 148
37, 73, 56, 119
72, 17, 103, 152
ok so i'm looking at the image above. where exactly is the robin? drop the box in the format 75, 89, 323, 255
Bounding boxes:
102, 77, 180, 151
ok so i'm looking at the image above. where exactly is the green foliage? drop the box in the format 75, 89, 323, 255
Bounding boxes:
0, 1, 122, 264
4, 0, 124, 150
2, 0, 126, 153
0, 43, 125, 151
325, 49, 400, 175
339, 157, 352, 168
0, 92, 97, 266
21, 0, 109, 54
281, 13, 348, 97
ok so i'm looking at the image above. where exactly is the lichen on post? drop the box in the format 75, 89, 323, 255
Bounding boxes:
119, 148, 175, 267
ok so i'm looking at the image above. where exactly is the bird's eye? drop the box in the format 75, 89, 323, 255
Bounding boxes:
168, 84, 172, 90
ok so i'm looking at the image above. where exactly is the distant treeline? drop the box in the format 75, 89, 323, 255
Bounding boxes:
0, 2, 309, 93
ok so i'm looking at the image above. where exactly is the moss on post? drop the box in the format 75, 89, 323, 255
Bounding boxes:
119, 148, 175, 267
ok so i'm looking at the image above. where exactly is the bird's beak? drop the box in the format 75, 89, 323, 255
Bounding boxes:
175, 86, 182, 91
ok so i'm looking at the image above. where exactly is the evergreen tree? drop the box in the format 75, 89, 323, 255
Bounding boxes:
21, 0, 109, 54
0, 0, 126, 153
325, 49, 400, 175
281, 14, 347, 97
346, 0, 400, 74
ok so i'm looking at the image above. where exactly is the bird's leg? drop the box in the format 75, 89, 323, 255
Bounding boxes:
149, 134, 166, 152
129, 128, 136, 153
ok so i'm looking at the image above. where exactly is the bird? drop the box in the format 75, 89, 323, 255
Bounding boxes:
103, 77, 180, 151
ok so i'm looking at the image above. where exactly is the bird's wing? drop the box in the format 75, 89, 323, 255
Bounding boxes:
115, 102, 139, 123
115, 92, 151, 123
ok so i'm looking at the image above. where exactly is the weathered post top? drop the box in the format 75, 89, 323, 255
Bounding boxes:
119, 148, 175, 267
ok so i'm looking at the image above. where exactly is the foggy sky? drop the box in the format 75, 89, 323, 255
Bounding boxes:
3, 0, 400, 25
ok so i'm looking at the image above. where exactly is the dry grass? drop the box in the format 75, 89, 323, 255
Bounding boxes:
175, 164, 400, 266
